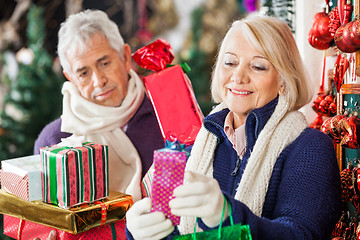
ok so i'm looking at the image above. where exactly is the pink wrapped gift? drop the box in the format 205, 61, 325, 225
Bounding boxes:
40, 142, 109, 208
4, 215, 126, 240
151, 141, 187, 225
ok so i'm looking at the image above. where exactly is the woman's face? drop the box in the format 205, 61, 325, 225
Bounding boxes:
218, 28, 280, 128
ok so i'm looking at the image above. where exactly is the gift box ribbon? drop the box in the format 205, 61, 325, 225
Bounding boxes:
132, 39, 174, 72
132, 38, 191, 74
94, 201, 108, 226
159, 140, 190, 158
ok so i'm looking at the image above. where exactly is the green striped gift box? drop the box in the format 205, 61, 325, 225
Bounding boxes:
40, 142, 109, 208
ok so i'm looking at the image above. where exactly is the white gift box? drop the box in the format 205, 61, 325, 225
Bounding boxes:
0, 155, 42, 201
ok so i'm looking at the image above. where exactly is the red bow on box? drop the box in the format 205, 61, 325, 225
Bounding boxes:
132, 39, 174, 72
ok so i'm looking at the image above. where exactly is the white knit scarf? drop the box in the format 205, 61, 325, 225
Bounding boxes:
61, 69, 145, 202
178, 96, 308, 234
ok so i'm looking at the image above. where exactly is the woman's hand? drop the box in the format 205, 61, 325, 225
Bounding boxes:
33, 230, 57, 240
126, 197, 175, 240
169, 171, 228, 228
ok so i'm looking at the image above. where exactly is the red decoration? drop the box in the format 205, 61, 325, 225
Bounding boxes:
132, 39, 175, 72
339, 114, 360, 149
335, 24, 359, 53
338, 0, 353, 26
344, 19, 360, 48
351, 19, 360, 43
333, 54, 349, 92
329, 7, 341, 37
312, 94, 337, 117
308, 30, 333, 50
308, 9, 333, 50
321, 114, 345, 143
340, 167, 354, 202
314, 13, 333, 42
310, 113, 323, 129
332, 212, 347, 238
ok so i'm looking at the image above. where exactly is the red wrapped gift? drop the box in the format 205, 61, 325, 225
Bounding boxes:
4, 215, 126, 240
132, 39, 204, 146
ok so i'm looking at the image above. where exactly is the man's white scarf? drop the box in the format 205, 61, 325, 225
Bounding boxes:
61, 69, 145, 201
178, 96, 308, 234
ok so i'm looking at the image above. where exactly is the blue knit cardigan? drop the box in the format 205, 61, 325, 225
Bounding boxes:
127, 97, 342, 240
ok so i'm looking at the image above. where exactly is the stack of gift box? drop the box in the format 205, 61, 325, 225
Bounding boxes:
0, 142, 133, 240
0, 39, 203, 240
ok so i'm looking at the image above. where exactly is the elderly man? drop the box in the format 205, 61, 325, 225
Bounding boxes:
34, 9, 164, 202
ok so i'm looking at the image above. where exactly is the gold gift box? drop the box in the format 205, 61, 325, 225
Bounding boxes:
0, 189, 133, 234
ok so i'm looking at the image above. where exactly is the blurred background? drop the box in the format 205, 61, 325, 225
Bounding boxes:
0, 0, 328, 238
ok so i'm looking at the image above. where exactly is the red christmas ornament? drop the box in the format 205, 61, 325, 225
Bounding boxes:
335, 24, 359, 53
339, 114, 360, 149
333, 54, 349, 92
313, 13, 333, 42
321, 117, 333, 136
338, 0, 353, 26
340, 20, 360, 50
312, 95, 325, 113
329, 102, 337, 115
308, 9, 333, 50
321, 114, 345, 142
308, 29, 333, 50
310, 113, 323, 129
348, 19, 360, 47
329, 7, 341, 37
343, 0, 353, 25
332, 212, 347, 238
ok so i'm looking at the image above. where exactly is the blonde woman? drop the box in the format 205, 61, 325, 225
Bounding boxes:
126, 15, 342, 240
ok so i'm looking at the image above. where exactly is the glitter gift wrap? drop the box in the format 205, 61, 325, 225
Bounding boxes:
4, 215, 126, 240
132, 39, 203, 146
151, 141, 187, 225
0, 155, 42, 201
0, 189, 132, 234
40, 142, 109, 208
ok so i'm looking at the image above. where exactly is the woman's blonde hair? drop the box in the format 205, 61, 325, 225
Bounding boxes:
211, 15, 313, 111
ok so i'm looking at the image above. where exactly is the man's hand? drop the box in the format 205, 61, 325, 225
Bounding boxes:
126, 197, 174, 240
169, 171, 228, 227
33, 230, 57, 240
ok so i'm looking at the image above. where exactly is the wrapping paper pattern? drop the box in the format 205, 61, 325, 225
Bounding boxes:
140, 164, 154, 198
0, 189, 132, 234
151, 149, 186, 225
0, 171, 30, 200
40, 142, 109, 208
143, 65, 203, 146
0, 155, 42, 201
4, 215, 126, 240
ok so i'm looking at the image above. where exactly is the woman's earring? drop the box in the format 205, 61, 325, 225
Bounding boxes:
279, 85, 286, 95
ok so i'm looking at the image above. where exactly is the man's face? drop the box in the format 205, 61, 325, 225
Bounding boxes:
65, 33, 131, 107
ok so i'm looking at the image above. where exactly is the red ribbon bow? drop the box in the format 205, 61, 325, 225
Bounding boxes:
132, 39, 174, 72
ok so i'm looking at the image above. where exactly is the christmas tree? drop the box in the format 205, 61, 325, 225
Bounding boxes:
0, 4, 64, 160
